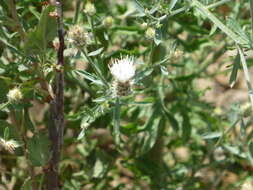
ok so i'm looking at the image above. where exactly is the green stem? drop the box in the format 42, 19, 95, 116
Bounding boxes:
148, 41, 155, 64
114, 97, 121, 145
80, 48, 108, 87
206, 0, 231, 9
88, 16, 98, 45
250, 0, 253, 42
73, 0, 82, 24
236, 44, 253, 110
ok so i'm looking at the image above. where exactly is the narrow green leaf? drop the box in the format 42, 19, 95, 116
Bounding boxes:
224, 145, 246, 158
0, 102, 9, 110
4, 127, 9, 140
132, 0, 146, 16
77, 128, 86, 140
169, 0, 179, 11
92, 150, 111, 178
249, 141, 253, 160
163, 109, 179, 131
182, 112, 191, 142
139, 116, 161, 155
160, 65, 169, 76
75, 70, 104, 86
250, 0, 253, 41
202, 132, 222, 139
229, 53, 240, 88
236, 45, 253, 110
21, 177, 32, 190
191, 0, 248, 45
226, 17, 250, 44
88, 47, 104, 57
154, 28, 162, 46
134, 68, 154, 83
209, 24, 217, 36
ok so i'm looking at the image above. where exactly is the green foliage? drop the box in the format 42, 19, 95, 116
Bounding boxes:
27, 132, 50, 166
24, 5, 57, 56
1, 0, 253, 189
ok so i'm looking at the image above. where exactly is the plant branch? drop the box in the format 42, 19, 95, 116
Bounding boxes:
45, 0, 65, 189
236, 44, 253, 110
190, 0, 247, 45
250, 0, 253, 42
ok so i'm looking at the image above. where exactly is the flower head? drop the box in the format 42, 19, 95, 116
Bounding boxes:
52, 37, 60, 50
240, 102, 252, 117
103, 16, 114, 28
110, 56, 136, 83
7, 88, 23, 102
145, 27, 156, 39
68, 25, 88, 47
0, 138, 20, 154
241, 181, 253, 190
84, 2, 96, 16
110, 56, 136, 97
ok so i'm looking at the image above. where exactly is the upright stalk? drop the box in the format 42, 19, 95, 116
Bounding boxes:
45, 1, 65, 189
250, 0, 253, 42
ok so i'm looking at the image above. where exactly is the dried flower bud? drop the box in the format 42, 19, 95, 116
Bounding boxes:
68, 25, 88, 47
145, 27, 156, 39
112, 80, 132, 97
84, 2, 96, 16
110, 56, 136, 97
103, 16, 114, 28
172, 50, 183, 60
52, 38, 60, 50
213, 147, 225, 161
0, 138, 19, 154
240, 102, 252, 117
7, 88, 23, 102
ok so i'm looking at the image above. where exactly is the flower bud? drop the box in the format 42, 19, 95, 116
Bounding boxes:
103, 16, 114, 28
240, 102, 252, 117
52, 38, 60, 50
145, 27, 156, 39
84, 2, 96, 16
7, 88, 23, 102
68, 25, 88, 47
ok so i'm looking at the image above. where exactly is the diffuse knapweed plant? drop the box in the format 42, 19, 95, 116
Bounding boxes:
1, 0, 253, 190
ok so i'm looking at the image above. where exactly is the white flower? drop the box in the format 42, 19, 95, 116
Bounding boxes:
241, 181, 253, 190
110, 56, 136, 83
0, 138, 20, 154
7, 88, 23, 102
52, 37, 60, 50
